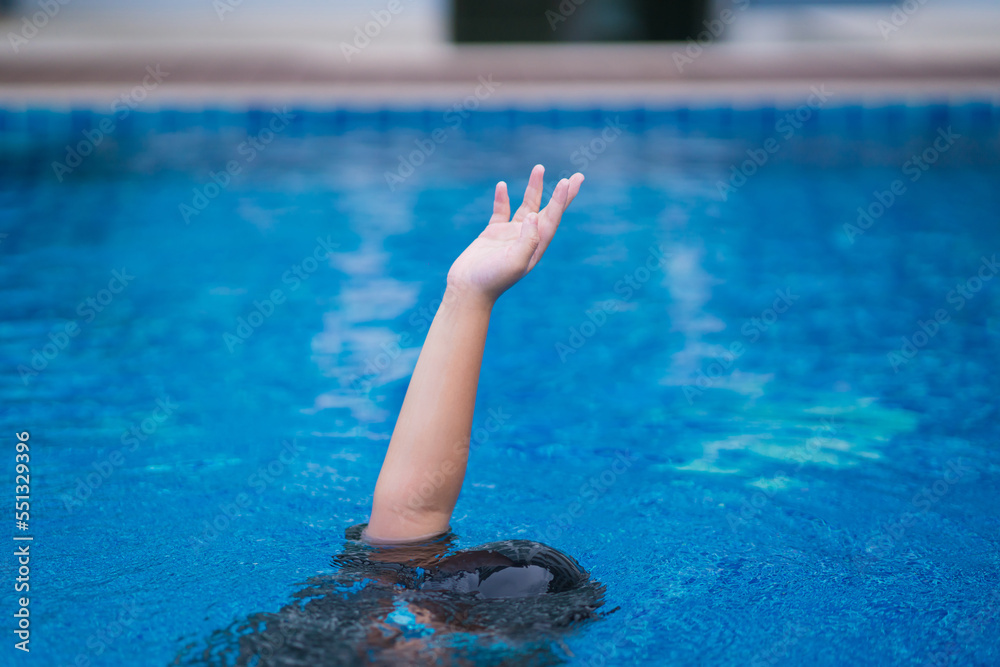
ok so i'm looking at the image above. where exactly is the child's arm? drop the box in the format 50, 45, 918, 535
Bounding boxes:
364, 165, 584, 543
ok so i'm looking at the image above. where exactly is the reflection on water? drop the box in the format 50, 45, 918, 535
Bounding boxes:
661, 241, 773, 400
675, 394, 919, 475
308, 195, 423, 424
659, 240, 919, 477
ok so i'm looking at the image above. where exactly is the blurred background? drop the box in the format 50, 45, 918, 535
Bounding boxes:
1, 0, 999, 42
1, 0, 998, 103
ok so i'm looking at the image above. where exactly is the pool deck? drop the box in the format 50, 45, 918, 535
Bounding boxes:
2, 10, 999, 108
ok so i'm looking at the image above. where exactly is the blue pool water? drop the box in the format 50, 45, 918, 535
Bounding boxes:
1, 102, 999, 666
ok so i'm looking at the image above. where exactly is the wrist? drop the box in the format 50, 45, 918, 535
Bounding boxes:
442, 281, 497, 315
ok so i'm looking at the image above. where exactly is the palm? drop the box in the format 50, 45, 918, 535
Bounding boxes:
448, 166, 585, 300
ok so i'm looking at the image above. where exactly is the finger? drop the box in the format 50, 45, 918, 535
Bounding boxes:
512, 164, 545, 222
488, 181, 510, 224
528, 179, 570, 271
513, 212, 541, 269
539, 178, 569, 228
564, 172, 585, 208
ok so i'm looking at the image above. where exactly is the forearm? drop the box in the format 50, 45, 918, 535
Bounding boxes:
362, 167, 582, 542
365, 284, 494, 541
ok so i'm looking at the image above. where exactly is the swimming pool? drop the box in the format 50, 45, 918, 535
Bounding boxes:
1, 100, 998, 665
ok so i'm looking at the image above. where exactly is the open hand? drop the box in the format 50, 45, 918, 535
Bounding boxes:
447, 165, 585, 302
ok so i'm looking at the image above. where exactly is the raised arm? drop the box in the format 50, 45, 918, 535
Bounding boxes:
364, 165, 585, 543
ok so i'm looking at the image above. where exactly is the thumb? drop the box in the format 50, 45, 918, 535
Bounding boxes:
513, 213, 541, 269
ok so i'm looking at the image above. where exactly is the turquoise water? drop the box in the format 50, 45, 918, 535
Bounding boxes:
1, 104, 998, 665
